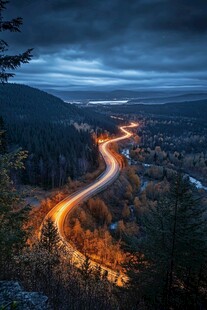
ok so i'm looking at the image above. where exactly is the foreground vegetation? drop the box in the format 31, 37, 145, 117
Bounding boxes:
1, 100, 206, 309
1, 134, 207, 309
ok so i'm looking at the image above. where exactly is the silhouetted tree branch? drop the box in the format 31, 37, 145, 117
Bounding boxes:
0, 0, 33, 83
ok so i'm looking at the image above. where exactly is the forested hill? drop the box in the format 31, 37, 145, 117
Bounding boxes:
0, 83, 78, 122
101, 99, 207, 120
0, 83, 116, 131
0, 84, 116, 188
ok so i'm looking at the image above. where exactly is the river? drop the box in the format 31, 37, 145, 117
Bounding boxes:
121, 148, 207, 192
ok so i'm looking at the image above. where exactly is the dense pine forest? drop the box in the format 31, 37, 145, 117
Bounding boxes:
0, 83, 116, 188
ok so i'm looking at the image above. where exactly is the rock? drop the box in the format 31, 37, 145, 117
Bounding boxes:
0, 281, 49, 309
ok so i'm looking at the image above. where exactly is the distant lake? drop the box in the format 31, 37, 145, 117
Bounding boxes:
88, 100, 128, 105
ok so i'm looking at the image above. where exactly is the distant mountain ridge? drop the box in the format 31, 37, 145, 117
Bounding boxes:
44, 88, 207, 104
128, 93, 207, 105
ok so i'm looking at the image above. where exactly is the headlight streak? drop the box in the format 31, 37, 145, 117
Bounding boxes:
41, 122, 138, 285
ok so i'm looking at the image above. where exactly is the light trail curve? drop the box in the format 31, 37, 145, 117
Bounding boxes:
41, 122, 138, 286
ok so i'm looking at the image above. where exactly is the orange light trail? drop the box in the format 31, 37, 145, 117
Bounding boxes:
41, 122, 138, 285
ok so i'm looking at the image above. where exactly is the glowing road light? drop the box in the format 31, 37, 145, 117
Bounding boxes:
41, 122, 138, 285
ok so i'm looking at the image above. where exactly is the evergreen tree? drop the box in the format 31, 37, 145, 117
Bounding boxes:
0, 116, 7, 153
0, 133, 29, 278
81, 256, 92, 282
127, 174, 207, 309
40, 217, 61, 255
0, 0, 32, 82
0, 1, 32, 275
39, 218, 62, 294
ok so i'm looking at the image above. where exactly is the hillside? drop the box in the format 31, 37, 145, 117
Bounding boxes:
0, 84, 116, 188
0, 83, 80, 123
0, 84, 116, 131
99, 99, 207, 120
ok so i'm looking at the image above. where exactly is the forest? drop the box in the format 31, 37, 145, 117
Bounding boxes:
1, 84, 207, 309
131, 117, 207, 184
1, 142, 207, 309
0, 83, 117, 188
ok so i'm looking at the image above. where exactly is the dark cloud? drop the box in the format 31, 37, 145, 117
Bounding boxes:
2, 0, 207, 90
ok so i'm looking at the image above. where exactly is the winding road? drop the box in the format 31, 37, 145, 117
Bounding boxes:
42, 122, 138, 285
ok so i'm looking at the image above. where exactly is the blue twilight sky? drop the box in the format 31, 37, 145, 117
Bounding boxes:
3, 0, 207, 91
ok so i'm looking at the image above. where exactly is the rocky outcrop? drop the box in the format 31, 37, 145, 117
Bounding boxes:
0, 281, 49, 309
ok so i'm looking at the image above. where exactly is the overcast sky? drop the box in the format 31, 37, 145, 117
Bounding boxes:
3, 0, 207, 91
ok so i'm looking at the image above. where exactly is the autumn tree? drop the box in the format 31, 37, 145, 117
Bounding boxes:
124, 184, 133, 200
116, 220, 125, 238
134, 196, 141, 210
122, 203, 130, 219
127, 167, 141, 190
87, 198, 112, 226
